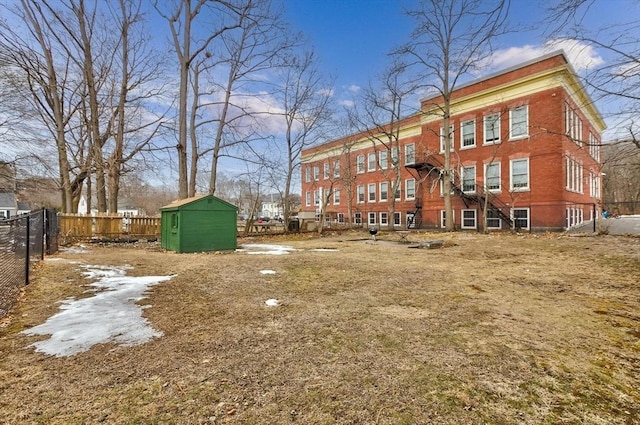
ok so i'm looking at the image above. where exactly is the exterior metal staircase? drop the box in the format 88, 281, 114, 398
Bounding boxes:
406, 154, 514, 228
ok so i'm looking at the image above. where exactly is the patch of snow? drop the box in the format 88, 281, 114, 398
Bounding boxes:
265, 299, 281, 307
238, 244, 297, 255
308, 248, 339, 252
60, 245, 89, 254
260, 270, 277, 275
21, 265, 174, 357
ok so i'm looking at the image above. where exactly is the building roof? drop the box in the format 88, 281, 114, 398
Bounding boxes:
0, 192, 17, 208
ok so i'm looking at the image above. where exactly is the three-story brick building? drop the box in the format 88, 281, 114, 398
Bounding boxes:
300, 51, 604, 232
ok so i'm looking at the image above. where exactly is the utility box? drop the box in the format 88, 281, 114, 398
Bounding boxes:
160, 195, 237, 253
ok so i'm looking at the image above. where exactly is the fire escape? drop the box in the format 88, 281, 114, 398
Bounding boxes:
405, 154, 513, 228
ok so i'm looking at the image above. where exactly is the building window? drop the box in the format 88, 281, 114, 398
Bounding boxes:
407, 212, 416, 229
589, 132, 600, 161
368, 152, 377, 172
461, 119, 475, 148
305, 167, 311, 183
379, 182, 388, 201
333, 188, 341, 205
440, 170, 456, 196
368, 212, 376, 225
357, 185, 365, 203
565, 102, 583, 146
391, 147, 399, 166
461, 209, 477, 229
510, 158, 529, 191
337, 213, 345, 223
379, 150, 388, 169
357, 155, 365, 173
565, 156, 583, 193
484, 113, 500, 144
313, 165, 319, 181
323, 163, 330, 179
509, 105, 528, 139
305, 191, 311, 206
512, 208, 530, 230
440, 125, 455, 152
486, 209, 501, 229
485, 162, 501, 191
405, 178, 416, 200
323, 189, 330, 206
314, 189, 321, 206
333, 160, 340, 177
394, 182, 401, 200
380, 212, 388, 225
440, 210, 455, 228
354, 213, 362, 225
405, 144, 415, 165
590, 171, 600, 198
368, 183, 376, 202
393, 212, 401, 227
461, 165, 476, 193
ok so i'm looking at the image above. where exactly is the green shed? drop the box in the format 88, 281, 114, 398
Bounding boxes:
160, 195, 238, 253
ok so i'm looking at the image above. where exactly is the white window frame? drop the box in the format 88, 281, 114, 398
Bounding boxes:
589, 132, 600, 161
357, 184, 365, 204
484, 113, 501, 145
440, 210, 455, 229
356, 155, 365, 174
313, 165, 319, 181
368, 152, 376, 172
460, 119, 476, 149
333, 188, 341, 205
305, 167, 311, 183
440, 125, 455, 153
461, 209, 477, 229
509, 105, 528, 140
405, 178, 416, 200
368, 183, 376, 202
485, 162, 501, 192
393, 212, 401, 227
511, 208, 530, 230
333, 160, 340, 177
323, 163, 330, 180
379, 182, 388, 201
510, 158, 530, 192
337, 213, 345, 223
380, 212, 388, 225
394, 182, 401, 201
405, 144, 415, 165
590, 171, 600, 199
391, 147, 399, 166
379, 150, 388, 170
461, 165, 476, 193
354, 213, 362, 225
305, 191, 311, 206
439, 170, 456, 196
486, 209, 502, 230
368, 212, 376, 225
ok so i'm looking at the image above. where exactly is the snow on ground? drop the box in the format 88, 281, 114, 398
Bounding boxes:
265, 299, 281, 307
21, 265, 174, 357
260, 270, 277, 275
308, 248, 339, 252
237, 244, 297, 255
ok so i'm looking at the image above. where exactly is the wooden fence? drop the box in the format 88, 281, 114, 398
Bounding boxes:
58, 214, 161, 240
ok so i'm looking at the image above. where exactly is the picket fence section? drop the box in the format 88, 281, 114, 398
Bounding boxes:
58, 214, 161, 240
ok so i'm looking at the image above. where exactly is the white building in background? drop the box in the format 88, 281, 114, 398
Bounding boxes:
78, 195, 142, 216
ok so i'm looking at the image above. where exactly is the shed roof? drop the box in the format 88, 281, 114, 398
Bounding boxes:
160, 194, 237, 211
0, 192, 17, 208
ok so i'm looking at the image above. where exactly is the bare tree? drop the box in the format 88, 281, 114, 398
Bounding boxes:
155, 0, 242, 199
546, 0, 640, 146
349, 61, 417, 230
274, 50, 333, 229
396, 0, 510, 231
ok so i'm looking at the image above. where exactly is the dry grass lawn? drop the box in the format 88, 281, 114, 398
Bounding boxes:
1, 230, 639, 424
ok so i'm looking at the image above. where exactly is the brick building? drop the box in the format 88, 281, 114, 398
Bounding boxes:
300, 51, 604, 232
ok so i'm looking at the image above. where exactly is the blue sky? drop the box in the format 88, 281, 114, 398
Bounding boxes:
281, 0, 637, 140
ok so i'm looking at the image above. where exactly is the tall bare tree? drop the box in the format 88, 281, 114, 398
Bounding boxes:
349, 61, 417, 230
396, 0, 510, 231
547, 0, 639, 147
274, 50, 333, 228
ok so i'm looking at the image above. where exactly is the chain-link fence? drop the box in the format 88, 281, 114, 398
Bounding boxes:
0, 209, 58, 318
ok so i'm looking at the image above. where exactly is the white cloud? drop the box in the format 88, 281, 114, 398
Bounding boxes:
339, 99, 355, 108
487, 39, 604, 73
317, 88, 334, 97
348, 84, 361, 93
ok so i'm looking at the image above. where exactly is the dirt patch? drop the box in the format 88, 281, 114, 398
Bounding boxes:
1, 231, 639, 424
